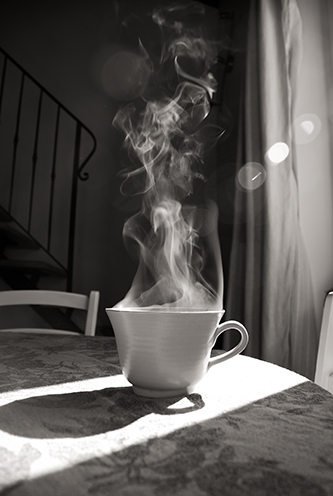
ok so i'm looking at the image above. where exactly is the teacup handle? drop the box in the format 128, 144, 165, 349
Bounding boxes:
208, 320, 249, 370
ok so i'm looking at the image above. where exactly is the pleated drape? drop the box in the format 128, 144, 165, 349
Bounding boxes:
225, 0, 319, 379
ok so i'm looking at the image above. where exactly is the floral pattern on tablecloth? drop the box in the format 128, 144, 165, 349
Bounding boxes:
0, 332, 332, 496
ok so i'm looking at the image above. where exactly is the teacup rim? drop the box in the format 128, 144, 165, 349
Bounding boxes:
106, 307, 225, 315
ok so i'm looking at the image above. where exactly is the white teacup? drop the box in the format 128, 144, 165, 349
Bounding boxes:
105, 308, 249, 398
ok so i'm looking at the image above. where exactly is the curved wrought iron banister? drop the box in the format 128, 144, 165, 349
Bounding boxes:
0, 47, 97, 177
0, 46, 97, 291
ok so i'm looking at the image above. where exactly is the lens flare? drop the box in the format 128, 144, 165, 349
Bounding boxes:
237, 162, 266, 191
101, 51, 152, 101
300, 120, 314, 135
266, 142, 289, 164
292, 114, 322, 144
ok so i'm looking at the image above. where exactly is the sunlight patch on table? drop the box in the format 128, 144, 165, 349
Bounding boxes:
0, 355, 309, 487
0, 374, 128, 407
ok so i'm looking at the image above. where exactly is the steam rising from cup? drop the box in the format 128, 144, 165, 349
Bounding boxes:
112, 4, 224, 311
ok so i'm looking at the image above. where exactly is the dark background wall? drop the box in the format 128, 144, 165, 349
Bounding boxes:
0, 1, 331, 334
0, 0, 247, 330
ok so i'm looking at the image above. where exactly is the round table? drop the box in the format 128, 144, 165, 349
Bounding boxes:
0, 332, 332, 495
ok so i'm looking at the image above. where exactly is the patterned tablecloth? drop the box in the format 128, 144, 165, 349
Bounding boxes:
0, 332, 332, 496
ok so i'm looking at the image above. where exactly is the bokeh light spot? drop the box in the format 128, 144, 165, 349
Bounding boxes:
300, 120, 314, 135
237, 162, 266, 191
101, 51, 152, 101
266, 142, 289, 164
292, 113, 321, 144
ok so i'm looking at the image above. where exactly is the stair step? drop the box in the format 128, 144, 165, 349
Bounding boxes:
0, 225, 39, 249
0, 206, 11, 222
0, 260, 66, 277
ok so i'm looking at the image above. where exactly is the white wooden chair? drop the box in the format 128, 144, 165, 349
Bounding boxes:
315, 291, 333, 394
0, 290, 100, 336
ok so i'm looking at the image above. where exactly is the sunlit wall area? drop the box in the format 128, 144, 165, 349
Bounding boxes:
295, 0, 333, 330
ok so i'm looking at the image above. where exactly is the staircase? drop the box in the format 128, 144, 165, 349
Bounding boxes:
0, 47, 97, 292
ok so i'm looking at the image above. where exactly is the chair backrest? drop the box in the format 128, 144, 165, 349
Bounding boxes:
315, 291, 333, 394
0, 290, 100, 336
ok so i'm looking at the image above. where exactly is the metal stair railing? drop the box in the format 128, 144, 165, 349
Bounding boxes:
0, 47, 97, 291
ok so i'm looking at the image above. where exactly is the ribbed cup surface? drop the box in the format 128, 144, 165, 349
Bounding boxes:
106, 309, 223, 394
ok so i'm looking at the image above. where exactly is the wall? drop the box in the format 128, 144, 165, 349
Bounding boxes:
295, 0, 333, 331
0, 1, 148, 329
1, 0, 332, 334
0, 0, 218, 330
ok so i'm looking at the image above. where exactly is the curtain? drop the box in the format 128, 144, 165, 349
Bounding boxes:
225, 0, 319, 379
